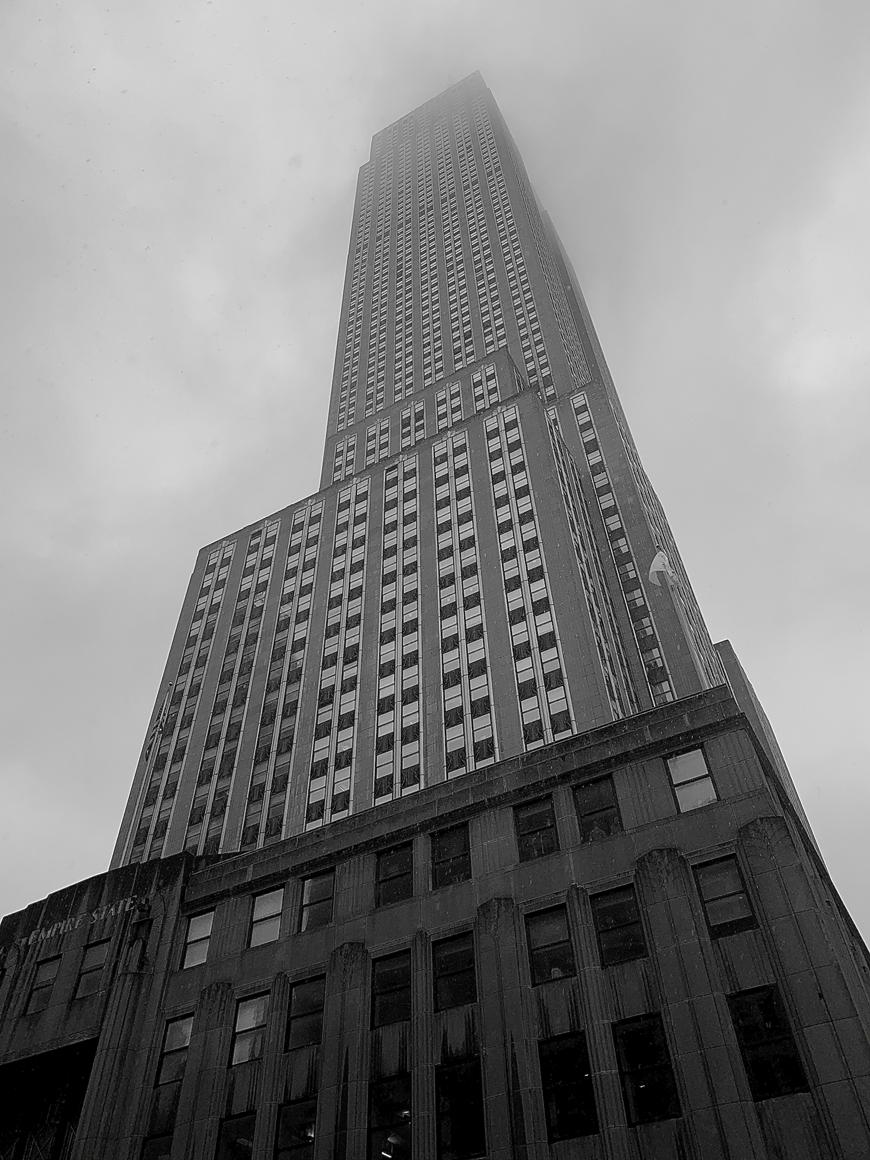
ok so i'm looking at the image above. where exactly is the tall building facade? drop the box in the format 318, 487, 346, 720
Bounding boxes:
112, 73, 724, 870
3, 75, 870, 1160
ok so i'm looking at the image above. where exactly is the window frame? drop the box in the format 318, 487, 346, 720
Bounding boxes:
612, 1013, 681, 1125
525, 906, 576, 986
433, 931, 477, 1011
74, 938, 110, 999
298, 870, 335, 932
573, 776, 622, 843
275, 1097, 319, 1158
286, 976, 326, 1050
25, 955, 61, 1014
431, 823, 471, 890
156, 1013, 194, 1085
435, 1056, 487, 1160
181, 910, 214, 969
728, 985, 809, 1101
694, 856, 758, 938
666, 748, 718, 813
249, 887, 284, 948
230, 993, 270, 1066
513, 797, 560, 862
538, 1031, 599, 1141
590, 885, 647, 966
368, 1073, 412, 1160
375, 842, 414, 907
371, 950, 412, 1027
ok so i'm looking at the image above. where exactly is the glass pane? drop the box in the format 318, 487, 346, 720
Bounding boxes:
216, 1114, 256, 1160
667, 749, 709, 786
370, 1075, 412, 1128
373, 955, 411, 993
578, 805, 621, 842
183, 939, 209, 969
378, 846, 412, 881
593, 889, 636, 931
236, 994, 269, 1032
35, 958, 60, 984
287, 1009, 323, 1050
515, 800, 553, 835
164, 1015, 194, 1052
436, 1060, 486, 1160
575, 777, 615, 812
276, 1099, 318, 1147
675, 777, 717, 812
291, 977, 325, 1018
231, 1027, 264, 1065
433, 825, 468, 861
81, 941, 109, 971
157, 1049, 187, 1085
378, 874, 413, 906
435, 969, 476, 1010
373, 987, 412, 1026
253, 889, 283, 921
527, 908, 569, 950
600, 924, 645, 964
187, 912, 214, 941
303, 872, 334, 905
250, 914, 281, 947
300, 897, 333, 931
696, 858, 742, 901
706, 895, 754, 929
532, 942, 575, 984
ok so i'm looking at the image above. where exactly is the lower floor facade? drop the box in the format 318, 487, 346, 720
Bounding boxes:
2, 688, 870, 1159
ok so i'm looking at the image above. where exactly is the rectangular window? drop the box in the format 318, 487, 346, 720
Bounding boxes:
591, 886, 647, 965
666, 749, 717, 812
574, 777, 622, 842
26, 956, 61, 1014
376, 843, 414, 906
74, 939, 109, 999
728, 986, 809, 1100
216, 1114, 257, 1160
249, 888, 284, 948
431, 824, 471, 889
275, 1098, 318, 1158
372, 951, 412, 1027
287, 976, 326, 1050
694, 856, 757, 937
436, 1058, 487, 1159
299, 870, 334, 931
539, 1032, 598, 1141
433, 932, 477, 1011
526, 907, 575, 985
613, 1013, 681, 1124
182, 911, 214, 969
368, 1074, 412, 1160
156, 1014, 194, 1084
514, 798, 559, 861
231, 994, 270, 1065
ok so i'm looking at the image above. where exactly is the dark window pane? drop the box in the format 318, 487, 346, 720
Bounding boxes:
431, 824, 471, 889
216, 1114, 256, 1160
591, 887, 646, 965
436, 1058, 486, 1159
300, 871, 334, 931
694, 857, 757, 936
539, 1033, 599, 1141
574, 778, 622, 842
526, 908, 575, 985
433, 933, 477, 1011
372, 952, 412, 1027
368, 1074, 412, 1160
287, 977, 325, 1049
728, 986, 809, 1101
514, 798, 559, 861
275, 1098, 318, 1158
376, 844, 413, 907
613, 1014, 681, 1124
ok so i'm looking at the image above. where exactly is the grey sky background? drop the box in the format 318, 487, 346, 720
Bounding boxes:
2, 1, 869, 934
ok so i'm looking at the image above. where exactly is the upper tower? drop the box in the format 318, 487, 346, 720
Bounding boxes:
111, 77, 725, 869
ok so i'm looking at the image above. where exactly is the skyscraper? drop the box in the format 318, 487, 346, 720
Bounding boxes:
3, 74, 869, 1160
112, 73, 728, 870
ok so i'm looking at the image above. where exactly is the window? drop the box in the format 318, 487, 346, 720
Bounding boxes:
574, 777, 622, 842
591, 886, 647, 965
26, 956, 60, 1014
666, 749, 717, 812
433, 932, 477, 1011
141, 1136, 173, 1160
694, 857, 757, 937
435, 1058, 486, 1159
372, 951, 412, 1027
182, 911, 214, 968
231, 994, 269, 1065
526, 907, 575, 985
299, 870, 334, 931
156, 1014, 194, 1084
369, 1074, 412, 1160
275, 1098, 318, 1158
287, 976, 325, 1050
74, 939, 109, 999
514, 798, 559, 861
539, 1032, 599, 1141
613, 1014, 681, 1124
216, 1113, 256, 1160
728, 986, 809, 1100
431, 824, 471, 889
376, 843, 413, 906
249, 888, 284, 948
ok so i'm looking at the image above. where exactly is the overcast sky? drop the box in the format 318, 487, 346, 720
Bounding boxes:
2, 0, 869, 936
